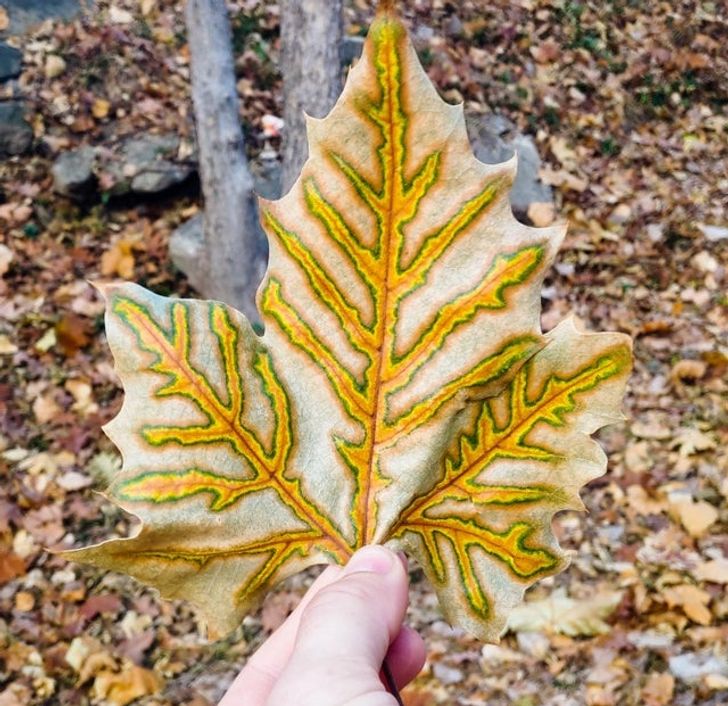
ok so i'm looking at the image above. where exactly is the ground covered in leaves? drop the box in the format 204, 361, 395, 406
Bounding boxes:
1, 1, 726, 705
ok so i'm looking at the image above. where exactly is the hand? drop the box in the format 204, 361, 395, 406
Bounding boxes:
220, 546, 426, 706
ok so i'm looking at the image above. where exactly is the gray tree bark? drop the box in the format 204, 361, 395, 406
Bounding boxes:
177, 0, 265, 323
280, 0, 344, 193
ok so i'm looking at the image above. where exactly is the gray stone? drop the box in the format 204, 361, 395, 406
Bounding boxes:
0, 0, 84, 36
0, 43, 22, 81
131, 163, 191, 194
52, 145, 96, 198
250, 148, 282, 200
467, 112, 553, 219
0, 100, 32, 154
341, 36, 365, 66
169, 213, 205, 291
100, 133, 193, 196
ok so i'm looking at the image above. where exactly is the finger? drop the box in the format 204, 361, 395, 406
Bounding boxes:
219, 563, 344, 706
266, 546, 410, 706
384, 625, 426, 689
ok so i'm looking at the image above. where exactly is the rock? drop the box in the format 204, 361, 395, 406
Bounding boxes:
0, 43, 22, 81
100, 133, 193, 196
124, 134, 192, 194
467, 112, 553, 220
0, 100, 32, 155
341, 36, 365, 66
250, 147, 282, 200
168, 213, 205, 291
131, 164, 191, 194
0, 0, 84, 36
52, 146, 96, 198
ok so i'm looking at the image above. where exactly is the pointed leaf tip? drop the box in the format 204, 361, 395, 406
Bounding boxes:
377, 0, 397, 14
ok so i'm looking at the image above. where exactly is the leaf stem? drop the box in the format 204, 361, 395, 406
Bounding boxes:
382, 658, 403, 705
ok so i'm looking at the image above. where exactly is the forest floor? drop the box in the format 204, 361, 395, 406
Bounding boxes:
1, 1, 727, 705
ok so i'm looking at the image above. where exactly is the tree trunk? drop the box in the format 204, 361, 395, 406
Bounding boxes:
280, 0, 344, 193
182, 0, 265, 323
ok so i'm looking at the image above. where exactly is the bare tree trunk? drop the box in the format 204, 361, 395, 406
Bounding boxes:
180, 0, 265, 322
280, 0, 344, 193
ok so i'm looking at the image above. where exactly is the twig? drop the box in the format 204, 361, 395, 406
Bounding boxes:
382, 658, 404, 705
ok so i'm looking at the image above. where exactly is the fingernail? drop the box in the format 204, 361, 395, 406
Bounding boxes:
346, 546, 395, 575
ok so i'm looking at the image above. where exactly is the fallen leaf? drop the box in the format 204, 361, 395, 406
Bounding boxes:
0, 335, 18, 354
530, 39, 560, 64
34, 328, 57, 353
0, 551, 25, 583
670, 359, 707, 385
55, 313, 91, 356
93, 664, 164, 705
118, 630, 155, 665
527, 201, 556, 227
261, 591, 301, 633
45, 55, 67, 79
669, 651, 728, 684
662, 584, 712, 625
507, 588, 623, 637
101, 238, 137, 279
0, 6, 8, 31
402, 687, 437, 706
79, 594, 123, 620
694, 559, 728, 585
670, 498, 719, 538
109, 6, 134, 24
673, 427, 716, 457
32, 393, 62, 425
92, 98, 111, 120
14, 591, 34, 612
57, 471, 94, 491
641, 672, 675, 706
626, 485, 667, 515
65, 379, 98, 416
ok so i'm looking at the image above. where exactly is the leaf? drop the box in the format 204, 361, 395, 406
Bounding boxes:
641, 673, 675, 706
670, 497, 718, 538
0, 551, 25, 583
390, 318, 631, 638
507, 587, 623, 637
66, 5, 631, 641
662, 584, 712, 626
93, 664, 164, 706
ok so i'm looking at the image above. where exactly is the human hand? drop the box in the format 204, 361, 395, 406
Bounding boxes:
219, 546, 426, 706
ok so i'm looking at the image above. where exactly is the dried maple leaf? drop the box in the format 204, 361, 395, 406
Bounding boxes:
67, 4, 631, 640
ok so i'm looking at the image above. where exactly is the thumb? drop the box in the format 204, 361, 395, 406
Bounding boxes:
266, 546, 410, 706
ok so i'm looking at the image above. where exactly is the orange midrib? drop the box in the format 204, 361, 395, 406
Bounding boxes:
360, 33, 400, 547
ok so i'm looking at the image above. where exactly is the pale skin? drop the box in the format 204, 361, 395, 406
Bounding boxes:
219, 546, 427, 706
